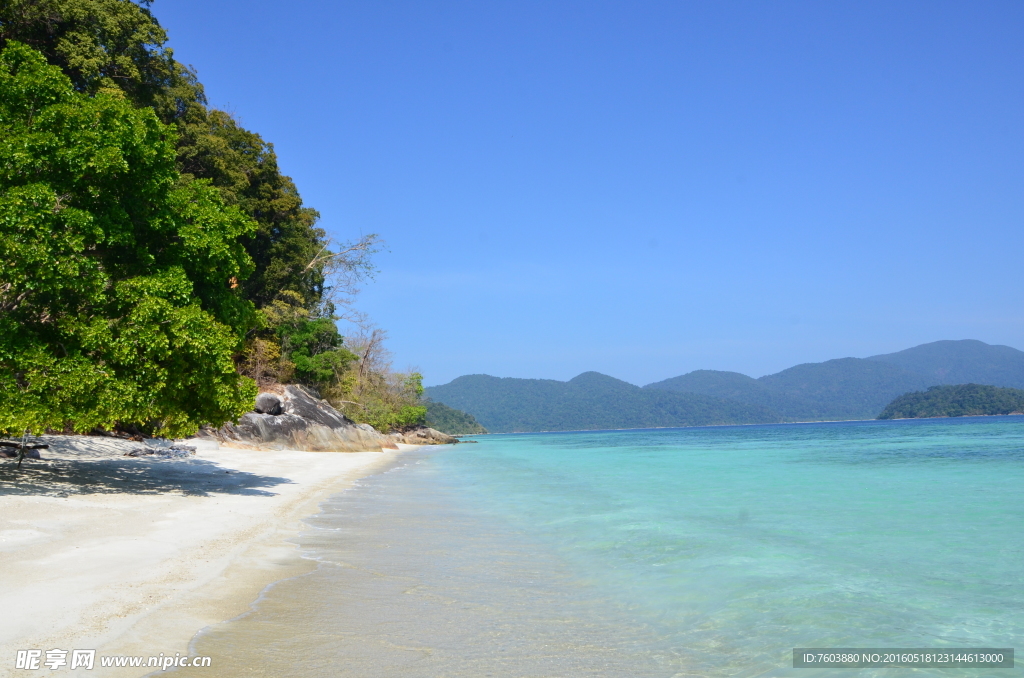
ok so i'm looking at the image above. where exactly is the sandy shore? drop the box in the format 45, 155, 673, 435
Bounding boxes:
0, 435, 408, 677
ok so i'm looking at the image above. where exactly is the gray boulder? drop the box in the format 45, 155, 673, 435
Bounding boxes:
393, 426, 458, 446
254, 392, 283, 415
198, 385, 398, 452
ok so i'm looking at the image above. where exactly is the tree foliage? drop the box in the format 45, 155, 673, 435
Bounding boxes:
328, 328, 426, 432
0, 0, 394, 435
424, 400, 488, 435
0, 41, 257, 436
0, 0, 378, 315
0, 0, 192, 115
877, 384, 1024, 420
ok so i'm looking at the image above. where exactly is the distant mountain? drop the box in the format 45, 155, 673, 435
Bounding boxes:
645, 370, 779, 410
867, 340, 1024, 388
427, 340, 1024, 432
878, 384, 1024, 419
424, 400, 488, 435
646, 340, 1024, 421
425, 372, 781, 433
646, 358, 931, 420
756, 358, 932, 420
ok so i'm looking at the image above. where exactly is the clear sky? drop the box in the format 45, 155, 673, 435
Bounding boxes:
155, 0, 1024, 386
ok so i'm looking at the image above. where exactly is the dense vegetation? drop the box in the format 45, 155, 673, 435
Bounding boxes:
424, 400, 488, 435
0, 0, 352, 311
430, 341, 1024, 432
425, 372, 781, 433
0, 42, 257, 436
877, 384, 1024, 419
0, 0, 426, 434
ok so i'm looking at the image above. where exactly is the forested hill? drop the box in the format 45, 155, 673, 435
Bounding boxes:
645, 340, 1024, 422
867, 340, 1024, 387
425, 372, 781, 433
428, 340, 1024, 432
644, 360, 932, 421
878, 384, 1024, 419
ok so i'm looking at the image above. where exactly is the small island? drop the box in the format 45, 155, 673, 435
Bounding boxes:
877, 384, 1024, 419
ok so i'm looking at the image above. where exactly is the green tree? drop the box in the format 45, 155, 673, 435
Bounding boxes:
0, 42, 257, 436
328, 329, 427, 431
0, 0, 195, 116
423, 400, 488, 435
0, 0, 378, 315
1, 1, 384, 433
237, 290, 357, 392
279, 317, 357, 387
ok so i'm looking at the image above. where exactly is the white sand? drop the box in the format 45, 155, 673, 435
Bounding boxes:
0, 436, 408, 677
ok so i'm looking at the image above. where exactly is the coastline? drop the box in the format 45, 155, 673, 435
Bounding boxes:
475, 412, 1024, 435
1, 436, 412, 677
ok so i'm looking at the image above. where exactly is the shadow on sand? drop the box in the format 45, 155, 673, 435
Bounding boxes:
0, 457, 293, 498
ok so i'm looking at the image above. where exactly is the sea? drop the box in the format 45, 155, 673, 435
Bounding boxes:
171, 417, 1024, 677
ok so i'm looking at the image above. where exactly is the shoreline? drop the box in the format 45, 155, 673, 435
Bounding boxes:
1, 436, 414, 677
472, 412, 1024, 435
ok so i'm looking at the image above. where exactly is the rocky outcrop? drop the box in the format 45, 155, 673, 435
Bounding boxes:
198, 385, 397, 452
124, 443, 196, 458
389, 426, 459, 446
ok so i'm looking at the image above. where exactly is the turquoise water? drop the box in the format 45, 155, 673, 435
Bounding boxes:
182, 417, 1024, 677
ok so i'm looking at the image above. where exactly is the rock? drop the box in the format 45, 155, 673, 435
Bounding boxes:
197, 385, 393, 453
125, 444, 196, 458
395, 426, 458, 445
254, 392, 284, 415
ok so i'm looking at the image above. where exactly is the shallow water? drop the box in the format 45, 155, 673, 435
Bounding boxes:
174, 417, 1024, 677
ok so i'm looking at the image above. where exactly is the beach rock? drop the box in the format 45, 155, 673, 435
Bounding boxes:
395, 426, 458, 445
125, 444, 196, 458
254, 392, 284, 416
197, 385, 393, 453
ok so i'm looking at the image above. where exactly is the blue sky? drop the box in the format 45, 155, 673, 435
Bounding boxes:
156, 0, 1024, 386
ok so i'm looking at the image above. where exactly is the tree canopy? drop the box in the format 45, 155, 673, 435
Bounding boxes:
877, 384, 1024, 419
424, 400, 488, 435
0, 0, 369, 314
0, 41, 257, 436
0, 1, 421, 435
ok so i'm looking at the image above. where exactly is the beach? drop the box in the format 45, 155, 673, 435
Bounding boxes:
0, 436, 404, 677
4, 419, 1021, 678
